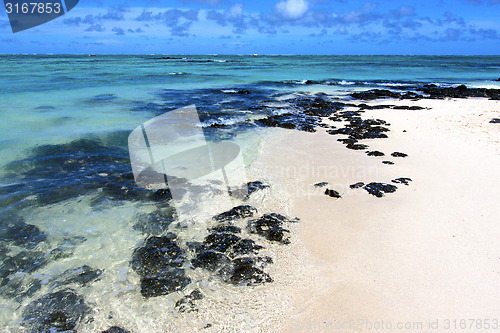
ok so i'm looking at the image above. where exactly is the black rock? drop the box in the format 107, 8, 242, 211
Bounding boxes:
221, 257, 273, 285
131, 235, 186, 275
229, 238, 264, 258
1, 275, 42, 300
391, 152, 408, 158
102, 326, 130, 333
366, 151, 385, 157
140, 268, 191, 298
496, 78, 500, 82
1, 250, 47, 287
363, 183, 398, 198
350, 182, 365, 189
358, 104, 396, 110
150, 189, 173, 202
247, 181, 270, 196
59, 265, 103, 287
392, 178, 413, 186
400, 92, 424, 100
201, 232, 263, 258
203, 232, 242, 253
130, 235, 191, 297
248, 213, 293, 244
210, 225, 242, 234
346, 143, 369, 150
351, 89, 401, 100
87, 94, 117, 102
490, 118, 500, 124
393, 105, 425, 110
22, 289, 90, 332
49, 236, 87, 260
314, 182, 328, 188
337, 138, 358, 145
133, 209, 177, 236
1, 137, 160, 208
0, 220, 47, 249
325, 189, 341, 198
213, 205, 257, 223
258, 117, 296, 129
231, 181, 270, 199
192, 250, 230, 271
419, 85, 500, 100
382, 161, 394, 165
175, 289, 204, 313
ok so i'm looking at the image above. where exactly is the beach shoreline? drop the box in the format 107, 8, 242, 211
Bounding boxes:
249, 97, 500, 332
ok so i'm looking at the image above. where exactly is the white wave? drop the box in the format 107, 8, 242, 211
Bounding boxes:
201, 116, 246, 127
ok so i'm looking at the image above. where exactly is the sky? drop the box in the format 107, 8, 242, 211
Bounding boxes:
1, 0, 499, 54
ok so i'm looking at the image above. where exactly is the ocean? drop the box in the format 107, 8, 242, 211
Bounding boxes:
0, 55, 499, 331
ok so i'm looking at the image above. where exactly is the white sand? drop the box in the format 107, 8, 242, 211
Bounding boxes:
250, 98, 500, 332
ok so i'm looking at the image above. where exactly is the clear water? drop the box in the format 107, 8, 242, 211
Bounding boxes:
0, 55, 499, 332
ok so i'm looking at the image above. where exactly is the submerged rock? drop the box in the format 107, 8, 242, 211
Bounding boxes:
230, 181, 270, 200
382, 161, 395, 165
391, 152, 408, 158
58, 265, 103, 287
191, 209, 296, 286
49, 236, 87, 260
220, 257, 273, 286
130, 235, 191, 298
140, 269, 191, 298
0, 250, 47, 287
22, 289, 90, 332
0, 275, 42, 301
213, 205, 257, 223
87, 94, 117, 102
0, 220, 47, 249
247, 181, 270, 196
1, 137, 162, 208
314, 182, 329, 188
210, 224, 242, 234
102, 326, 130, 333
192, 250, 230, 271
201, 232, 263, 258
175, 289, 204, 313
247, 213, 296, 244
363, 183, 398, 198
133, 209, 177, 236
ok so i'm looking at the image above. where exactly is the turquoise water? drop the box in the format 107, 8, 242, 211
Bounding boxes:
0, 55, 499, 331
1, 55, 499, 166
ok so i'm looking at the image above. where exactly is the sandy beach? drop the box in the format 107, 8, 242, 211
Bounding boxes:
250, 98, 500, 332
2, 54, 500, 332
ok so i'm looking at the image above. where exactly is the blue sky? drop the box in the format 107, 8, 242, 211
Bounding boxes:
1, 0, 499, 54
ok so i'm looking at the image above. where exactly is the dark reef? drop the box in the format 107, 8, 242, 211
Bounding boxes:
22, 289, 90, 332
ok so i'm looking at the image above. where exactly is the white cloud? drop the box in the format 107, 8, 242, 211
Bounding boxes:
228, 4, 243, 18
275, 0, 309, 20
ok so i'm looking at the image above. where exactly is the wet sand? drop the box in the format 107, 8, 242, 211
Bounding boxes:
250, 98, 500, 332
